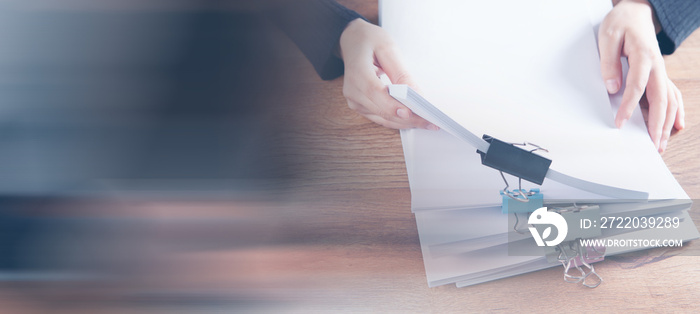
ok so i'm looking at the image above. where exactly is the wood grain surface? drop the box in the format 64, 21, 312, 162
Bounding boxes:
272, 0, 700, 312
2, 1, 699, 313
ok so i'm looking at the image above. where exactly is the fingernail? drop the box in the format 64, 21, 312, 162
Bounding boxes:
660, 139, 668, 152
605, 79, 619, 94
426, 124, 440, 131
616, 118, 627, 128
397, 108, 410, 119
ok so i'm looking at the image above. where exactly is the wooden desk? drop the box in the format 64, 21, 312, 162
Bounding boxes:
2, 1, 699, 312
268, 0, 700, 312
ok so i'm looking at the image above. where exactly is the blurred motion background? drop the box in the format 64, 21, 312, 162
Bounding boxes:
10, 0, 699, 312
0, 1, 294, 196
0, 1, 309, 312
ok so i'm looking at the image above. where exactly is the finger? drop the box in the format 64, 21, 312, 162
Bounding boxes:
644, 65, 668, 150
355, 71, 435, 129
659, 80, 678, 152
616, 53, 652, 128
351, 44, 436, 130
363, 113, 411, 130
345, 98, 372, 115
373, 85, 437, 129
395, 103, 440, 130
349, 76, 437, 130
378, 91, 437, 129
350, 91, 435, 129
371, 43, 438, 129
366, 112, 436, 130
374, 43, 417, 88
346, 65, 398, 119
352, 75, 398, 121
598, 23, 624, 94
671, 81, 685, 130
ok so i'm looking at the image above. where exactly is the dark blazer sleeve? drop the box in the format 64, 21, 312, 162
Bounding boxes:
267, 0, 365, 80
647, 0, 700, 54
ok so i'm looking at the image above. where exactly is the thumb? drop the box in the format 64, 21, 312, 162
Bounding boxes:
374, 44, 417, 89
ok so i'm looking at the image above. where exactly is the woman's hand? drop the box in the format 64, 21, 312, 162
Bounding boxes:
599, 0, 684, 152
339, 19, 438, 130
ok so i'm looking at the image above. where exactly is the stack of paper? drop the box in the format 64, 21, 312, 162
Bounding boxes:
379, 0, 699, 287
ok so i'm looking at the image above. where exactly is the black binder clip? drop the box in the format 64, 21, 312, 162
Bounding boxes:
477, 135, 552, 203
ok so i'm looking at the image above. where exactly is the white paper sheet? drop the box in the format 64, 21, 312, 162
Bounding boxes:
381, 0, 697, 288
417, 209, 698, 287
382, 0, 687, 210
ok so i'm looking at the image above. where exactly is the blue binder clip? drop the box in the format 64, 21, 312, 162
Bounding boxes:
476, 135, 550, 206
500, 188, 543, 214
481, 135, 550, 233
475, 134, 548, 212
